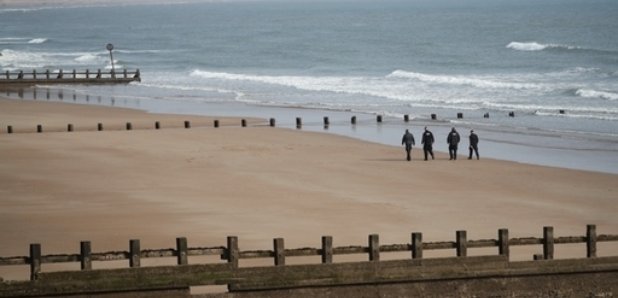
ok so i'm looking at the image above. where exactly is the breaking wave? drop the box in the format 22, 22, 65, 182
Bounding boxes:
388, 70, 544, 90
506, 41, 578, 52
575, 89, 618, 101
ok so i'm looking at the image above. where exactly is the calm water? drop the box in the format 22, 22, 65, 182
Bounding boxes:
1, 0, 618, 171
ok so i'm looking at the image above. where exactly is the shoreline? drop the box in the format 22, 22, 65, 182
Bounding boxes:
3, 89, 617, 174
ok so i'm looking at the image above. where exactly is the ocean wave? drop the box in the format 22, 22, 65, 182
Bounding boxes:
28, 38, 48, 44
506, 41, 578, 52
575, 89, 618, 101
388, 70, 544, 90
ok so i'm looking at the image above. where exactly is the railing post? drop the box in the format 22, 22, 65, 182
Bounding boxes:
543, 226, 554, 260
227, 236, 239, 269
72, 69, 76, 79
33, 69, 37, 79
321, 236, 333, 264
129, 239, 140, 268
96, 69, 101, 79
456, 230, 467, 257
273, 238, 285, 266
5, 70, 9, 79
57, 69, 63, 79
111, 69, 116, 79
80, 241, 92, 270
411, 232, 423, 259
498, 228, 510, 258
29, 243, 41, 281
86, 69, 90, 79
176, 237, 188, 265
124, 69, 128, 78
587, 224, 597, 258
369, 234, 379, 261
45, 69, 50, 79
18, 70, 23, 79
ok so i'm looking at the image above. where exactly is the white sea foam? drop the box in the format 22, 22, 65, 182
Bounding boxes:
28, 38, 48, 44
506, 41, 578, 52
575, 89, 618, 101
388, 70, 544, 90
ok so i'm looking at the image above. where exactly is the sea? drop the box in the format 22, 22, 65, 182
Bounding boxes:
1, 0, 618, 173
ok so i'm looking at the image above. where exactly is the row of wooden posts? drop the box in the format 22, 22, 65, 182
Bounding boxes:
3, 112, 519, 134
1, 225, 616, 281
1, 69, 140, 81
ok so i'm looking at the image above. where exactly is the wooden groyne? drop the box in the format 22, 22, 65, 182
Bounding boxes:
1, 225, 617, 297
0, 69, 140, 86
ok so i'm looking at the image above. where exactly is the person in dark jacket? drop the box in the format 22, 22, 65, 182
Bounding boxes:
421, 126, 435, 161
468, 129, 479, 160
401, 129, 415, 161
446, 127, 460, 160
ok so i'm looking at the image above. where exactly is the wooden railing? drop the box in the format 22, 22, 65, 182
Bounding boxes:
0, 69, 140, 84
1, 225, 616, 282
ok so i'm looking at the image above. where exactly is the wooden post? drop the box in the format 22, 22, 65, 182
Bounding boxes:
241, 119, 247, 127
67, 124, 73, 132
45, 69, 50, 79
411, 232, 423, 259
80, 241, 92, 270
176, 237, 188, 265
37, 124, 42, 133
376, 115, 383, 123
456, 230, 467, 257
369, 234, 379, 261
7, 126, 13, 134
457, 112, 463, 119
404, 114, 409, 122
29, 243, 41, 281
498, 228, 510, 258
96, 69, 101, 79
431, 114, 437, 120
273, 238, 285, 266
321, 236, 333, 264
86, 69, 90, 79
129, 239, 140, 268
5, 70, 9, 79
123, 69, 128, 78
227, 236, 239, 269
269, 118, 276, 127
533, 254, 544, 260
97, 123, 103, 131
587, 224, 597, 258
214, 120, 219, 128
184, 121, 191, 129
509, 111, 515, 117
33, 69, 37, 79
323, 116, 329, 129
155, 121, 160, 129
72, 69, 76, 79
296, 117, 302, 129
543, 226, 554, 260
351, 116, 356, 125
126, 122, 132, 130
46, 89, 50, 100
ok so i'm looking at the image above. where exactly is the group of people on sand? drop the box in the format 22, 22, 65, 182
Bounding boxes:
401, 127, 479, 161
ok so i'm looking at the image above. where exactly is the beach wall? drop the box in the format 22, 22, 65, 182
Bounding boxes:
1, 226, 617, 297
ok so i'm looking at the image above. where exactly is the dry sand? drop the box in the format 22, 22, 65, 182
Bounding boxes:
1, 98, 617, 280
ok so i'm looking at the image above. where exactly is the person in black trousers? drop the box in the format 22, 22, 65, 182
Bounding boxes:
421, 126, 435, 161
401, 129, 415, 161
468, 129, 479, 160
446, 127, 460, 160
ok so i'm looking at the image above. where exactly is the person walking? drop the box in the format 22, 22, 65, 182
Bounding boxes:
446, 127, 460, 160
421, 126, 435, 161
468, 129, 479, 160
401, 129, 415, 161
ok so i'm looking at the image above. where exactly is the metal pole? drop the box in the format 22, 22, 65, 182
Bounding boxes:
106, 43, 115, 74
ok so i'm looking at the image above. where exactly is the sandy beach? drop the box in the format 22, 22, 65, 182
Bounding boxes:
1, 97, 617, 280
